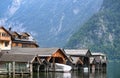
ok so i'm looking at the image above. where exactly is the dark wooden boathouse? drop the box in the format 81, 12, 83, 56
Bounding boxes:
64, 49, 92, 71
90, 52, 107, 72
0, 53, 42, 76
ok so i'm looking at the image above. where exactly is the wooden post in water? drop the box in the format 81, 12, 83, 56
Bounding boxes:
12, 62, 15, 77
46, 64, 48, 72
37, 65, 40, 78
37, 65, 40, 72
53, 57, 55, 72
29, 63, 33, 76
100, 63, 102, 71
92, 64, 95, 73
8, 62, 11, 76
88, 57, 90, 73
98, 63, 99, 72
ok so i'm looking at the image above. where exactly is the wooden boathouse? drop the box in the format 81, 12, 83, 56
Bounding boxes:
64, 49, 92, 71
0, 48, 70, 75
9, 47, 69, 63
90, 52, 107, 71
0, 52, 42, 75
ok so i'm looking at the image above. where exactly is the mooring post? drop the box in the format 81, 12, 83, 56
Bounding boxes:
89, 57, 90, 73
29, 63, 33, 76
12, 61, 15, 77
37, 65, 40, 78
53, 57, 55, 72
37, 65, 40, 72
92, 64, 95, 73
8, 62, 11, 76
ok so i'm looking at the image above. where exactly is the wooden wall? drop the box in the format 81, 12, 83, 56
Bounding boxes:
12, 42, 38, 48
47, 49, 67, 64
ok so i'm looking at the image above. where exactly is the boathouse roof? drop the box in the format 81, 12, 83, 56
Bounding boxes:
69, 57, 79, 64
64, 49, 91, 57
0, 53, 35, 62
6, 48, 64, 57
92, 53, 106, 56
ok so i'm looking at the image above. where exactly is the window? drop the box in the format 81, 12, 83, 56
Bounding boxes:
2, 33, 5, 36
5, 41, 9, 47
13, 35, 18, 39
22, 36, 27, 39
1, 33, 9, 37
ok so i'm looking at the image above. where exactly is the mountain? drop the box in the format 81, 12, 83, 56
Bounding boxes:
0, 0, 103, 47
65, 0, 120, 59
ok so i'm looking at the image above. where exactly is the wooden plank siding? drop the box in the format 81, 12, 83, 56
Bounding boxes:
46, 49, 67, 64
64, 49, 92, 70
0, 27, 11, 41
12, 42, 37, 48
12, 42, 22, 47
0, 27, 12, 50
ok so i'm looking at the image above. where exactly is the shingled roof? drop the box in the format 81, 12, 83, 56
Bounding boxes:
0, 26, 12, 36
64, 49, 91, 57
7, 48, 61, 56
0, 53, 35, 62
92, 53, 106, 56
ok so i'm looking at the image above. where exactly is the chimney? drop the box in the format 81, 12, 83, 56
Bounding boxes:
9, 27, 12, 31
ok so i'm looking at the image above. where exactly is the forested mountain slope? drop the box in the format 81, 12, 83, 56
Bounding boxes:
65, 0, 120, 60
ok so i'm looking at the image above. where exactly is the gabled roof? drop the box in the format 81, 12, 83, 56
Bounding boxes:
64, 49, 91, 56
91, 53, 107, 63
70, 57, 79, 64
92, 52, 106, 56
7, 48, 61, 56
0, 53, 35, 63
20, 32, 30, 36
9, 31, 20, 36
0, 26, 12, 36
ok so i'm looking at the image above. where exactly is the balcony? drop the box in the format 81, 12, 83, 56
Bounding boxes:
0, 36, 11, 41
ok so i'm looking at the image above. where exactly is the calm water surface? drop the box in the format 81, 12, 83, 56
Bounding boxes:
0, 62, 120, 78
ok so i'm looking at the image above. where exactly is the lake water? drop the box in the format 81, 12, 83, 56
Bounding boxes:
0, 62, 120, 78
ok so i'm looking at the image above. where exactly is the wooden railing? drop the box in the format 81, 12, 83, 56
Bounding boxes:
0, 36, 11, 41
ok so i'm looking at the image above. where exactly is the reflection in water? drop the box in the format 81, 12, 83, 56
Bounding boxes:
63, 73, 71, 78
0, 71, 106, 78
1, 62, 120, 78
90, 71, 106, 78
0, 74, 31, 78
38, 71, 106, 78
36, 71, 106, 78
